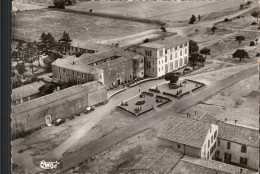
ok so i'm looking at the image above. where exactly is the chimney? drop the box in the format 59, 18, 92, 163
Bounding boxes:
235, 120, 237, 124
224, 118, 227, 122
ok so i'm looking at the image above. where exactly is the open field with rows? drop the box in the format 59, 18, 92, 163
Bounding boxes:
13, 9, 158, 43
68, 0, 245, 22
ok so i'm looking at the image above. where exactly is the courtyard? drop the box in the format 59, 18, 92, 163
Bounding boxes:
118, 92, 171, 117
150, 79, 205, 99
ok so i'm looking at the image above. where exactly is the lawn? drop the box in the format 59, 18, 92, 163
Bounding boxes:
151, 79, 205, 99
118, 92, 171, 117
13, 9, 158, 43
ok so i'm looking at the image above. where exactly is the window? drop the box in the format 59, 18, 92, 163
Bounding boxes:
185, 48, 188, 54
72, 71, 75, 76
165, 56, 167, 62
175, 46, 178, 50
224, 153, 232, 161
162, 59, 164, 63
211, 135, 213, 143
218, 139, 220, 146
180, 44, 183, 48
240, 157, 247, 165
170, 54, 173, 60
175, 52, 177, 58
159, 68, 160, 72
214, 131, 217, 139
59, 68, 61, 72
82, 74, 84, 79
77, 72, 80, 77
210, 126, 212, 133
241, 145, 247, 153
165, 50, 167, 54
227, 142, 231, 150
141, 59, 144, 63
208, 140, 210, 148
178, 144, 180, 149
159, 50, 163, 56
145, 50, 152, 56
180, 50, 183, 56
63, 68, 65, 73
159, 60, 160, 65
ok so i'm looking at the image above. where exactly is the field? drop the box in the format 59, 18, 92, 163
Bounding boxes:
13, 9, 158, 43
68, 0, 245, 22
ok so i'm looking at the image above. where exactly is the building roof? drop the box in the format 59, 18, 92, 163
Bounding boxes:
131, 148, 183, 174
52, 58, 103, 75
77, 47, 142, 65
11, 81, 45, 101
157, 116, 212, 148
140, 36, 189, 50
217, 121, 259, 147
70, 41, 112, 52
11, 81, 106, 115
170, 155, 248, 174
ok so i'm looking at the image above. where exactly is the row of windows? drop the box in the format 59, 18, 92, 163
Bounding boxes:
161, 47, 188, 57
217, 140, 247, 153
216, 152, 248, 165
145, 50, 152, 56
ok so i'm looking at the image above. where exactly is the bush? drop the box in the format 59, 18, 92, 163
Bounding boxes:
224, 18, 230, 22
251, 22, 257, 25
135, 100, 145, 105
249, 41, 255, 46
189, 20, 194, 24
183, 68, 191, 72
236, 16, 241, 19
143, 38, 150, 43
256, 53, 260, 57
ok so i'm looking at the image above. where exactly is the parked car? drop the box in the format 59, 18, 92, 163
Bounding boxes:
54, 118, 66, 126
84, 106, 95, 114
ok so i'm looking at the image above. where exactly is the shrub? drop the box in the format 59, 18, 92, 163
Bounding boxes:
143, 38, 150, 43
251, 22, 257, 25
256, 53, 260, 57
236, 16, 241, 19
189, 20, 194, 24
249, 41, 255, 46
136, 100, 145, 105
224, 18, 230, 22
183, 68, 191, 72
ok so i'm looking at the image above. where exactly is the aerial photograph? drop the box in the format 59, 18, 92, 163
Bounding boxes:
11, 0, 259, 173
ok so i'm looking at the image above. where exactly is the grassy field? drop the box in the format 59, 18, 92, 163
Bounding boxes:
13, 9, 158, 43
68, 0, 245, 22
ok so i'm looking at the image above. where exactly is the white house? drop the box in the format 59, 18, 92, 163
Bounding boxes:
136, 36, 189, 77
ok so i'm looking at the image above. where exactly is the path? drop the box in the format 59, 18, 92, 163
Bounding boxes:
32, 65, 257, 173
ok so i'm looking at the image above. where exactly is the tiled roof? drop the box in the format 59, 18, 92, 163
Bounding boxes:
70, 41, 112, 52
11, 81, 106, 115
77, 47, 142, 65
217, 121, 259, 147
140, 36, 189, 49
11, 81, 45, 101
131, 147, 183, 174
157, 116, 211, 148
52, 58, 103, 75
170, 155, 248, 174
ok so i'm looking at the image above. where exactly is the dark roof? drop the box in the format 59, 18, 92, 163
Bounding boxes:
11, 81, 45, 101
218, 121, 259, 147
52, 58, 103, 75
140, 36, 189, 49
157, 116, 211, 148
70, 41, 112, 52
131, 148, 183, 174
11, 81, 106, 115
170, 155, 248, 174
77, 47, 143, 65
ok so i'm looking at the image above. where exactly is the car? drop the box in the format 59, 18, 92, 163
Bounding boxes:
84, 106, 95, 114
54, 118, 66, 126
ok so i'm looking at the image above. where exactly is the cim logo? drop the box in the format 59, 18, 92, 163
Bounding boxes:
36, 160, 60, 170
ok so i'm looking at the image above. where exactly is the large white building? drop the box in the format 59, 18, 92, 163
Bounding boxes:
136, 36, 189, 77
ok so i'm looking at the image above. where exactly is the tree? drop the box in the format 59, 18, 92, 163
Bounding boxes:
199, 47, 211, 59
189, 53, 203, 69
38, 32, 58, 56
164, 73, 179, 84
43, 52, 62, 72
12, 74, 22, 89
189, 40, 199, 54
53, 0, 65, 9
249, 41, 255, 46
189, 15, 196, 24
59, 31, 72, 54
211, 26, 217, 34
235, 36, 245, 46
240, 4, 245, 10
160, 26, 166, 32
39, 83, 56, 96
143, 38, 150, 43
16, 63, 26, 78
232, 49, 249, 61
251, 11, 260, 24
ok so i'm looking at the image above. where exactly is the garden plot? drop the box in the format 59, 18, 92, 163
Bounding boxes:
118, 92, 171, 117
150, 79, 205, 99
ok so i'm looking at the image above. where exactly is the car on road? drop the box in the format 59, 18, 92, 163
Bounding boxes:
54, 118, 66, 126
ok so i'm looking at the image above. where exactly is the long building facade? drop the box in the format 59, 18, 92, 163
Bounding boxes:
136, 36, 189, 77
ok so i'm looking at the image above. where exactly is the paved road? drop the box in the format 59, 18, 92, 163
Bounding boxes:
45, 65, 257, 173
